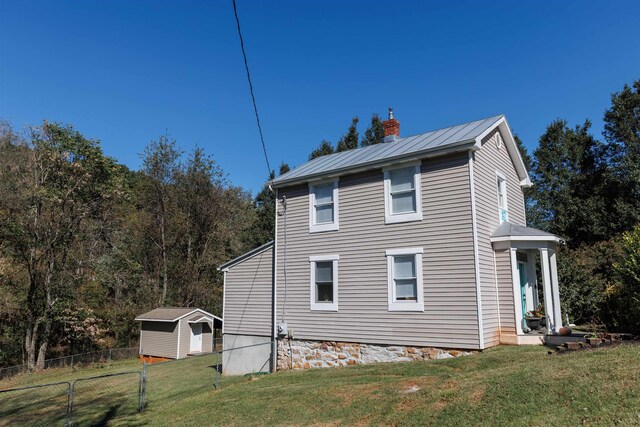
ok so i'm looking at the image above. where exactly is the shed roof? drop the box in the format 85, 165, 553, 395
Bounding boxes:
217, 240, 273, 272
272, 114, 530, 188
491, 222, 563, 243
135, 307, 222, 323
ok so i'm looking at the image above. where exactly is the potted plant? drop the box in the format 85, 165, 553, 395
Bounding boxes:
536, 304, 546, 328
525, 310, 542, 330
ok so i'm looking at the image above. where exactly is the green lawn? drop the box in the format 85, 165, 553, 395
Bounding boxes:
2, 344, 640, 426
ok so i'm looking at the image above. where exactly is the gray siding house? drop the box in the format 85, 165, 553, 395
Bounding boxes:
220, 111, 563, 371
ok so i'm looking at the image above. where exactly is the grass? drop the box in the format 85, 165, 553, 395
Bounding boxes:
2, 344, 640, 426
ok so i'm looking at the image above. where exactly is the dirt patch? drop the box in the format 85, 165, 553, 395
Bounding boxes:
399, 376, 438, 391
468, 384, 486, 404
330, 383, 380, 406
394, 397, 421, 412
442, 379, 459, 390
434, 399, 447, 411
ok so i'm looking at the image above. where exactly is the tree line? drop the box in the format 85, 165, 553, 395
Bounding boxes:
0, 124, 257, 368
1, 79, 638, 369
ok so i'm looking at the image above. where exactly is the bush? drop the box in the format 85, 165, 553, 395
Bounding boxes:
608, 225, 640, 334
558, 240, 621, 325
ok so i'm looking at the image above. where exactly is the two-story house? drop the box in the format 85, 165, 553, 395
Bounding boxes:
218, 111, 564, 373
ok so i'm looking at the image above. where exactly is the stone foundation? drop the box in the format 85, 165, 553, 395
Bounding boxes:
276, 339, 475, 370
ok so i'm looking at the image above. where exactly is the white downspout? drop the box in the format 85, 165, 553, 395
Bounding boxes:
468, 151, 485, 350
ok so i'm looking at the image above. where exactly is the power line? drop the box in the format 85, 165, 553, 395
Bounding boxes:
232, 0, 273, 179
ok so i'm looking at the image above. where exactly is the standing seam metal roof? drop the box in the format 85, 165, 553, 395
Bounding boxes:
272, 115, 504, 187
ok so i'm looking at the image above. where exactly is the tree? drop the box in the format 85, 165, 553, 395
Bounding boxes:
245, 164, 290, 249
361, 114, 385, 147
0, 122, 121, 368
529, 119, 609, 246
279, 162, 290, 175
513, 133, 545, 228
336, 117, 359, 152
309, 140, 335, 160
140, 134, 181, 305
603, 79, 640, 229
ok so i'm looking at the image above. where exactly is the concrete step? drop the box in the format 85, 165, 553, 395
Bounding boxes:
563, 342, 580, 350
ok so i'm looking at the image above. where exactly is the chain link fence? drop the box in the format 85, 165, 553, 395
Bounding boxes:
0, 340, 275, 425
70, 371, 142, 426
0, 382, 71, 427
0, 347, 139, 389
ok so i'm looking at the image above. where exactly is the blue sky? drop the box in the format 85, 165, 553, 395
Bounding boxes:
1, 1, 638, 193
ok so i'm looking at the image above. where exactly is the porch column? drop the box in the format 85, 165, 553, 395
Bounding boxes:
549, 249, 562, 332
539, 248, 556, 334
510, 248, 524, 335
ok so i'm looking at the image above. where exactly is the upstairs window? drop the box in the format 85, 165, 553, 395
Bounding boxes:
383, 163, 423, 224
386, 247, 424, 312
497, 172, 508, 223
309, 255, 339, 311
309, 180, 339, 233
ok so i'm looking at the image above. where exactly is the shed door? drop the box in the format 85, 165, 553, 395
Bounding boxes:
190, 323, 202, 353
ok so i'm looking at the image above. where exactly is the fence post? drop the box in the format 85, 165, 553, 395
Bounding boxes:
140, 362, 147, 412
215, 351, 221, 389
65, 382, 73, 427
109, 348, 112, 364
70, 354, 74, 370
69, 380, 77, 427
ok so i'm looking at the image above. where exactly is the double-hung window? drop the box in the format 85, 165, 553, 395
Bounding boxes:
383, 163, 422, 224
309, 255, 339, 311
309, 180, 339, 233
496, 172, 508, 223
386, 247, 424, 311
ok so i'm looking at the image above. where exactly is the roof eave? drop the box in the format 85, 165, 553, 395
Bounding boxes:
272, 139, 477, 189
490, 235, 565, 244
135, 308, 223, 323
217, 240, 274, 271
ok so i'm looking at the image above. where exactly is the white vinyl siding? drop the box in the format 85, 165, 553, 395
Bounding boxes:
309, 255, 339, 311
276, 153, 479, 350
309, 181, 339, 233
383, 163, 423, 224
386, 247, 424, 312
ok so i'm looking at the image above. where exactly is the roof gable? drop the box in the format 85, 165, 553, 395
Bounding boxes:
272, 114, 531, 188
135, 307, 222, 323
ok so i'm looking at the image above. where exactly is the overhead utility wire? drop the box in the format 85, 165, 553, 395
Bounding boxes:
232, 0, 273, 179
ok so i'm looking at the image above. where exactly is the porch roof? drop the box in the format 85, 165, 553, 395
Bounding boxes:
490, 222, 564, 244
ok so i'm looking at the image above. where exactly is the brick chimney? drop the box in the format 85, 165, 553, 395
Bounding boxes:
383, 107, 400, 142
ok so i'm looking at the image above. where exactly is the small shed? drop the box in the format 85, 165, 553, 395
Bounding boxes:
135, 307, 223, 362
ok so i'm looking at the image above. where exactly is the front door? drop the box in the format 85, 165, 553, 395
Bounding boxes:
517, 261, 528, 330
190, 323, 203, 353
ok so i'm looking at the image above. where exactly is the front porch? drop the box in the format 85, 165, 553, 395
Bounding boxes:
491, 222, 565, 345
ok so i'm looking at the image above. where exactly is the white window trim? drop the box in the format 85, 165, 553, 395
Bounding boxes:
309, 254, 339, 311
383, 162, 423, 224
309, 179, 339, 233
385, 247, 424, 312
496, 171, 509, 222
